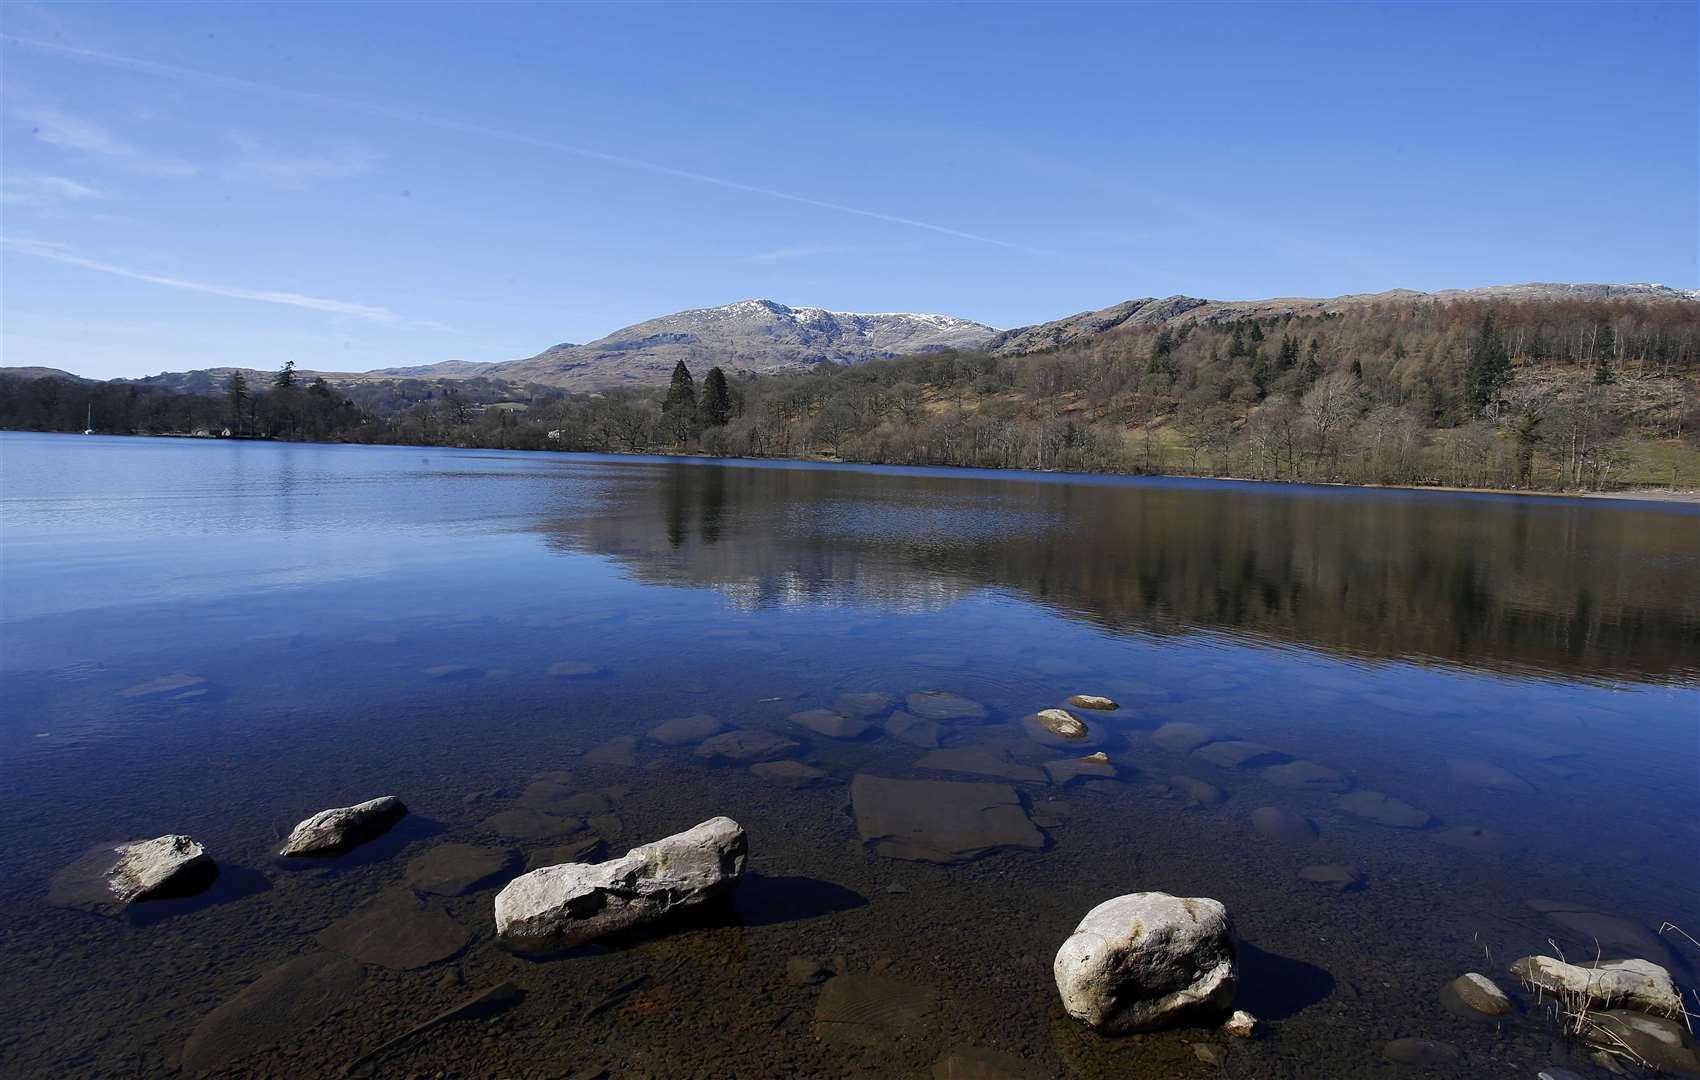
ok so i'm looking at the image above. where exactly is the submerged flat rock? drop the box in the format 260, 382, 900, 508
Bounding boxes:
1447, 758, 1535, 793
1250, 806, 1318, 842
751, 760, 830, 788
585, 735, 640, 766
695, 729, 800, 762
1588, 1011, 1700, 1074
1298, 864, 1365, 892
916, 746, 1047, 783
1540, 908, 1670, 963
835, 692, 896, 718
851, 774, 1044, 864
1431, 825, 1506, 852
789, 708, 870, 739
1337, 790, 1433, 829
814, 973, 939, 1048
181, 953, 365, 1071
1382, 1038, 1459, 1067
404, 844, 514, 896
884, 711, 944, 748
905, 691, 988, 721
932, 1047, 1044, 1079
516, 779, 614, 817
1195, 740, 1286, 770
480, 806, 584, 842
648, 713, 726, 746
1168, 775, 1227, 806
1151, 722, 1216, 752
1261, 759, 1351, 792
316, 890, 470, 970
1044, 753, 1116, 785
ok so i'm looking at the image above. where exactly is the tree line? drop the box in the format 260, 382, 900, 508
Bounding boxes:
3, 296, 1695, 492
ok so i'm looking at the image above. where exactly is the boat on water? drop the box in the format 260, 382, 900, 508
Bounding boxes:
81, 404, 94, 435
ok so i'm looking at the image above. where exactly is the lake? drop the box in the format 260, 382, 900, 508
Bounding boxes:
1, 430, 1696, 1078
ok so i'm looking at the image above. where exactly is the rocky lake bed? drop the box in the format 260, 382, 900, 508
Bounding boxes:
2, 437, 1696, 1077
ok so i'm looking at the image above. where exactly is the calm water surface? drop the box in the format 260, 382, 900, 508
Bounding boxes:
2, 431, 1697, 1078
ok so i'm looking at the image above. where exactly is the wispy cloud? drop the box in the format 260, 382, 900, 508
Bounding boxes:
0, 173, 109, 205
0, 34, 1069, 259
7, 97, 198, 176
1, 236, 449, 329
742, 243, 858, 263
223, 132, 380, 187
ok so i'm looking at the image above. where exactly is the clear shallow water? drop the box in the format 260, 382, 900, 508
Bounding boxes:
1, 431, 1697, 1078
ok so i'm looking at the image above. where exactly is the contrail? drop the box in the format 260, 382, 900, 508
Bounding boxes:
1, 236, 435, 325
2, 34, 1057, 257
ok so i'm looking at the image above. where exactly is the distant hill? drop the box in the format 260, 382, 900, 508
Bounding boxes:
490, 299, 998, 390
0, 366, 93, 382
982, 283, 1700, 356
363, 359, 501, 378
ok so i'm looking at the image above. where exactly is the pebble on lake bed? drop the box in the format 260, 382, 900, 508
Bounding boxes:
1443, 972, 1514, 1017
1222, 1009, 1260, 1037
278, 795, 406, 856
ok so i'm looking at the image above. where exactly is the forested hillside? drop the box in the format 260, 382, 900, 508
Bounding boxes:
4, 297, 1697, 492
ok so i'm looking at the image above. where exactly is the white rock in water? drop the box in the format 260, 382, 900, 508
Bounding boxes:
279, 796, 407, 856
494, 816, 746, 950
51, 834, 217, 913
1510, 955, 1682, 1017
1222, 1009, 1260, 1037
1054, 892, 1237, 1034
112, 835, 214, 901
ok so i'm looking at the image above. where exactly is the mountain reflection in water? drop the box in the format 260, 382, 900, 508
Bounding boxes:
533, 459, 1700, 684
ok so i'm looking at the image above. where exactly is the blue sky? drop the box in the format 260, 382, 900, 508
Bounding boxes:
2, 1, 1695, 380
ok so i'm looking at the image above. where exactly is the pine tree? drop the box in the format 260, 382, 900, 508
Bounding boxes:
1464, 314, 1511, 410
699, 366, 733, 427
227, 371, 249, 434
1227, 325, 1247, 359
1303, 337, 1323, 383
274, 360, 297, 390
662, 360, 700, 444
662, 360, 697, 415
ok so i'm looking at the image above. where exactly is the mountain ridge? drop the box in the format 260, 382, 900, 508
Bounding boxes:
9, 284, 1694, 391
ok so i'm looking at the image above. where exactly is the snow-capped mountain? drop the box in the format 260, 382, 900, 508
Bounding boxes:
489, 299, 998, 389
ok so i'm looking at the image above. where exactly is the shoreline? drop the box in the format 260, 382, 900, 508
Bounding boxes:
14, 429, 1700, 506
